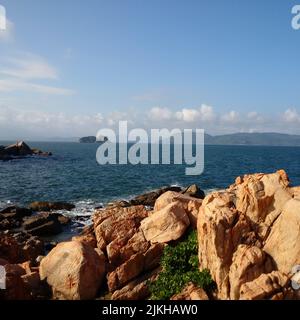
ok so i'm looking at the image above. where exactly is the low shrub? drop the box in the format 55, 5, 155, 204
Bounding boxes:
149, 230, 215, 300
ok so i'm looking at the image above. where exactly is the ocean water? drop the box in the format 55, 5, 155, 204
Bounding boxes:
1, 142, 300, 216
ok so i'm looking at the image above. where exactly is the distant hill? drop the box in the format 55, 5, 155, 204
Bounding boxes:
205, 132, 300, 146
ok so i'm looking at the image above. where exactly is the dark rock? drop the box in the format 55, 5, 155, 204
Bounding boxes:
5, 141, 32, 156
0, 206, 33, 231
23, 213, 70, 236
0, 141, 52, 161
0, 231, 44, 264
130, 186, 182, 207
29, 201, 75, 212
107, 200, 131, 208
0, 206, 32, 218
182, 184, 205, 199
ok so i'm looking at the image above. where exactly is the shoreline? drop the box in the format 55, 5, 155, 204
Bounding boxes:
1, 169, 300, 300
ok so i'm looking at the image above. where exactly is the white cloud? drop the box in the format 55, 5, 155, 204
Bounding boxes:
0, 106, 104, 138
0, 53, 74, 95
0, 78, 74, 95
221, 110, 239, 123
149, 107, 172, 121
1, 54, 58, 80
175, 104, 215, 123
283, 108, 300, 123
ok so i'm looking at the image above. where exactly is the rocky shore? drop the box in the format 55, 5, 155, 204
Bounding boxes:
1, 170, 300, 300
0, 141, 52, 161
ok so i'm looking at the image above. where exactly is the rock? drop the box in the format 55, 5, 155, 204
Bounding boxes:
0, 258, 9, 266
1, 263, 31, 300
23, 212, 70, 236
143, 243, 165, 271
182, 184, 205, 199
229, 245, 273, 300
111, 268, 160, 300
228, 170, 291, 228
0, 206, 33, 230
93, 205, 149, 251
171, 283, 209, 300
154, 191, 202, 228
40, 241, 106, 300
72, 226, 97, 248
130, 186, 182, 207
5, 141, 33, 156
141, 201, 190, 243
106, 231, 149, 268
239, 271, 290, 300
107, 200, 131, 208
0, 206, 32, 218
29, 202, 75, 212
197, 170, 299, 300
198, 191, 252, 299
0, 231, 44, 264
264, 198, 300, 274
35, 256, 44, 264
107, 253, 145, 292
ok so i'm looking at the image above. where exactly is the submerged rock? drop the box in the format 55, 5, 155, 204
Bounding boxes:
23, 212, 70, 236
29, 201, 75, 212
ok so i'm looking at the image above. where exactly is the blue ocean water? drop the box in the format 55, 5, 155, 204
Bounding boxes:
1, 142, 300, 213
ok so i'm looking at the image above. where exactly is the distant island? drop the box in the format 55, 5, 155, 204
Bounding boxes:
79, 136, 108, 143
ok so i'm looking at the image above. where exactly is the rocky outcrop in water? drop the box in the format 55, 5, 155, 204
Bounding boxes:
0, 141, 52, 161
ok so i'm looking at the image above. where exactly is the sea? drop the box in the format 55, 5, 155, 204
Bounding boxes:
1, 141, 300, 227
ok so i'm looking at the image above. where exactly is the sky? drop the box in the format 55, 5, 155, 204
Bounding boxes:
0, 0, 300, 140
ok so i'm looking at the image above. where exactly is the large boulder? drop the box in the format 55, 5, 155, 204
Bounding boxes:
239, 271, 290, 300
197, 170, 299, 300
93, 205, 165, 296
93, 205, 148, 252
129, 186, 182, 207
154, 191, 202, 228
141, 201, 190, 243
111, 268, 160, 300
229, 245, 273, 300
264, 198, 300, 274
182, 184, 205, 199
40, 241, 105, 300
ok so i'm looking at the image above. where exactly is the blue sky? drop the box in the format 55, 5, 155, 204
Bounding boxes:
0, 0, 300, 139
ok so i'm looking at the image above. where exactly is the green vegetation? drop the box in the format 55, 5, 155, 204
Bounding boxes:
149, 230, 215, 300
